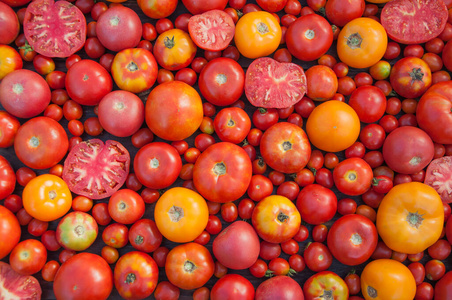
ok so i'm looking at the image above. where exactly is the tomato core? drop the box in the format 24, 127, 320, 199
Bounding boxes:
282, 141, 292, 151
119, 201, 127, 210
127, 62, 138, 72
48, 190, 57, 200
184, 260, 197, 273
29, 136, 40, 148
110, 16, 120, 27
304, 29, 315, 40
213, 162, 226, 176
125, 273, 136, 284
216, 74, 227, 85
367, 286, 377, 298
409, 156, 421, 166
20, 251, 29, 259
12, 83, 23, 94
150, 158, 159, 168
135, 235, 144, 245
409, 68, 424, 82
168, 205, 184, 222
322, 290, 333, 300
227, 118, 235, 127
346, 33, 362, 49
407, 211, 424, 229
277, 211, 289, 223
114, 102, 125, 111
74, 225, 85, 236
164, 36, 175, 49
345, 170, 357, 182
350, 233, 362, 245
257, 22, 269, 34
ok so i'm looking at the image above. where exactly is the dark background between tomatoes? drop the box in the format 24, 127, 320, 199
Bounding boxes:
0, 0, 450, 299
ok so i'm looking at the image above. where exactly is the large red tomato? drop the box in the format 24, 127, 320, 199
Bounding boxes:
181, 0, 228, 14
0, 69, 51, 119
193, 142, 252, 203
382, 126, 434, 175
416, 80, 452, 144
425, 156, 452, 203
0, 205, 20, 260
0, 261, 41, 299
0, 2, 19, 45
210, 274, 255, 300
296, 184, 337, 225
23, 0, 86, 57
260, 122, 311, 174
62, 139, 130, 200
0, 155, 15, 201
256, 276, 304, 300
0, 111, 20, 148
65, 60, 113, 106
14, 117, 68, 170
53, 253, 113, 300
145, 81, 203, 141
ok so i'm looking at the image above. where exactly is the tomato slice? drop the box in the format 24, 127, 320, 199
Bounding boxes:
380, 0, 448, 44
425, 156, 452, 203
188, 9, 235, 51
24, 0, 86, 58
245, 57, 307, 108
0, 261, 42, 299
62, 139, 130, 200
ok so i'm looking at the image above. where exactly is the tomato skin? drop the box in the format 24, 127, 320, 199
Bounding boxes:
0, 155, 15, 201
304, 271, 348, 300
153, 29, 197, 71
129, 219, 162, 253
54, 253, 113, 300
348, 85, 387, 123
114, 251, 159, 300
296, 184, 337, 225
234, 11, 282, 59
210, 274, 255, 300
286, 14, 333, 61
435, 271, 452, 300
333, 157, 373, 196
0, 205, 21, 260
214, 107, 251, 144
0, 2, 20, 44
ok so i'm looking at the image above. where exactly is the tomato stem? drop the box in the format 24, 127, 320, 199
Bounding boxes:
164, 36, 176, 49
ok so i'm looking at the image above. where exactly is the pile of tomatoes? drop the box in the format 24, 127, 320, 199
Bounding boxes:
2, 0, 452, 299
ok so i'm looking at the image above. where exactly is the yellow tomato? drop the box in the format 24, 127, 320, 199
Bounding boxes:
0, 45, 23, 80
376, 182, 444, 254
22, 174, 72, 222
306, 100, 360, 152
361, 259, 416, 300
337, 17, 387, 69
234, 11, 281, 59
154, 187, 209, 243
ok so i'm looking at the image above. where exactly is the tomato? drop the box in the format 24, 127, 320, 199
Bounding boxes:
389, 57, 432, 99
153, 29, 196, 71
134, 142, 182, 189
304, 271, 348, 300
198, 57, 244, 106
108, 189, 145, 225
56, 211, 98, 251
337, 17, 387, 69
128, 219, 162, 253
234, 11, 281, 59
245, 57, 307, 108
54, 253, 113, 300
425, 156, 452, 203
348, 85, 387, 123
361, 259, 416, 300
0, 112, 19, 150
381, 0, 448, 45
382, 126, 434, 175
435, 271, 452, 300
256, 276, 303, 300
146, 81, 203, 141
0, 261, 42, 298
0, 156, 14, 202
23, 0, 85, 57
333, 157, 373, 196
138, 0, 177, 19
296, 184, 337, 225
252, 195, 300, 243
0, 205, 20, 260
214, 107, 251, 144
210, 274, 255, 300
286, 14, 333, 61
193, 142, 252, 203
306, 100, 360, 152
327, 214, 378, 266
0, 2, 19, 45
188, 10, 235, 51
9, 239, 46, 276
376, 182, 444, 254
0, 45, 22, 82
154, 187, 208, 243
325, 0, 365, 27
182, 0, 227, 14
114, 251, 158, 300
22, 174, 71, 222
259, 122, 310, 174
111, 48, 157, 94
305, 65, 338, 101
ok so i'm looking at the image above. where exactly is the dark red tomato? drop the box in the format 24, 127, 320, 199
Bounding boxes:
286, 14, 333, 61
359, 124, 386, 150
425, 156, 452, 203
325, 0, 365, 27
198, 57, 244, 106
327, 214, 378, 266
338, 198, 357, 215
23, 0, 86, 57
134, 142, 181, 190
65, 60, 112, 106
425, 259, 446, 281
154, 281, 180, 300
256, 0, 288, 12
181, 0, 228, 14
245, 57, 307, 109
416, 282, 434, 300
304, 242, 333, 272
210, 274, 255, 300
252, 108, 279, 131
390, 57, 432, 98
333, 157, 373, 196
0, 261, 42, 299
0, 156, 15, 201
188, 10, 235, 51
53, 253, 113, 300
296, 184, 337, 225
62, 139, 130, 200
435, 271, 452, 300
380, 0, 448, 44
348, 85, 387, 123
382, 126, 434, 175
128, 219, 162, 253
428, 239, 451, 260
345, 272, 360, 295
371, 240, 393, 260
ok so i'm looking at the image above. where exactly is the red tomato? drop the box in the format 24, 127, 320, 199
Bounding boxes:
0, 2, 20, 45
23, 0, 86, 57
0, 156, 15, 201
108, 189, 145, 225
0, 205, 20, 260
62, 139, 130, 200
256, 276, 303, 300
134, 142, 182, 189
333, 157, 373, 196
325, 0, 365, 27
286, 14, 333, 61
304, 242, 333, 272
138, 0, 177, 19
9, 239, 46, 276
296, 184, 337, 225
304, 271, 349, 300
65, 60, 113, 106
128, 219, 162, 253
425, 156, 452, 203
327, 214, 378, 266
245, 57, 307, 108
198, 57, 244, 106
214, 107, 251, 144
390, 57, 432, 98
53, 253, 113, 300
0, 111, 19, 148
304, 65, 338, 101
348, 85, 387, 123
181, 0, 228, 14
210, 274, 255, 300
0, 261, 41, 298
435, 271, 452, 300
188, 10, 235, 51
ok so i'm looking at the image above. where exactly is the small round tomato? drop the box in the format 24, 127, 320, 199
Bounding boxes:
0, 45, 22, 81
128, 219, 162, 253
304, 242, 333, 272
9, 239, 47, 276
296, 184, 337, 225
56, 211, 98, 251
108, 189, 145, 225
304, 271, 348, 300
234, 11, 281, 59
0, 111, 20, 149
348, 85, 387, 123
0, 205, 21, 260
210, 274, 255, 300
138, 0, 177, 19
22, 174, 72, 222
333, 157, 373, 196
305, 65, 338, 101
390, 57, 432, 99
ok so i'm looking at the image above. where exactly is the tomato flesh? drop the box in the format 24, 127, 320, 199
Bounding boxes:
425, 156, 452, 203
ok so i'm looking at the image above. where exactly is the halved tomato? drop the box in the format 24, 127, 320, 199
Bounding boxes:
0, 261, 41, 299
425, 156, 452, 203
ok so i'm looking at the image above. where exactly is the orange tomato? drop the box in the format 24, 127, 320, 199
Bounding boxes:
361, 259, 416, 300
154, 187, 209, 243
234, 11, 281, 59
0, 45, 23, 80
22, 174, 72, 222
337, 17, 387, 69
376, 182, 444, 254
306, 100, 360, 152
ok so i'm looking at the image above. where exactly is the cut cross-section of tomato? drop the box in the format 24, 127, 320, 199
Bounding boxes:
425, 156, 452, 203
